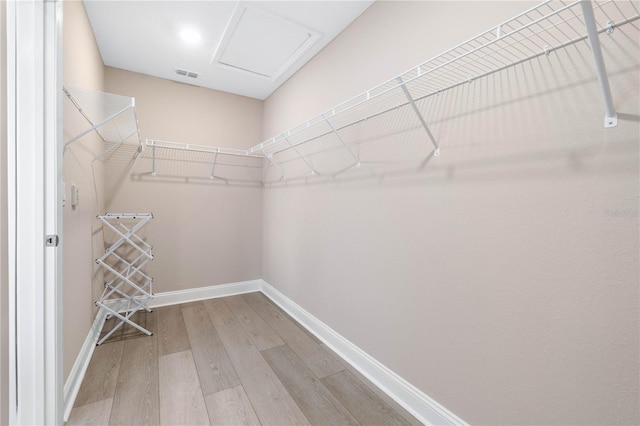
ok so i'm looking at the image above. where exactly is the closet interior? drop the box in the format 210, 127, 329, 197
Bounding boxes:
61, 0, 640, 425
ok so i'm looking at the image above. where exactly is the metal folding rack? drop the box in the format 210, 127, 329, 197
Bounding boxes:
95, 213, 154, 345
141, 0, 639, 184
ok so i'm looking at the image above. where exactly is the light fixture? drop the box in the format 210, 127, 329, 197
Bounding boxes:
179, 27, 202, 46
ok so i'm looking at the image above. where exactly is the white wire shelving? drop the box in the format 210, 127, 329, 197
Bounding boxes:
142, 139, 265, 184
63, 86, 142, 162
143, 0, 639, 185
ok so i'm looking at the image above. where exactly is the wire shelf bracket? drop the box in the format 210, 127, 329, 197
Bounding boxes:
323, 115, 360, 168
396, 76, 440, 156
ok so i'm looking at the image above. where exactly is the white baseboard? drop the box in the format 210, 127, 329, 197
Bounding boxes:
101, 279, 263, 312
147, 279, 262, 308
62, 308, 108, 422
65, 278, 464, 425
260, 279, 467, 426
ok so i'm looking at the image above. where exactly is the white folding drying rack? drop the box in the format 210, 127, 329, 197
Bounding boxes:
95, 213, 154, 345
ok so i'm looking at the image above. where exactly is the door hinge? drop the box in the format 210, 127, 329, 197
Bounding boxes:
45, 234, 59, 247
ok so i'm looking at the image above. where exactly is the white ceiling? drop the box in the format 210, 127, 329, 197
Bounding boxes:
83, 1, 373, 100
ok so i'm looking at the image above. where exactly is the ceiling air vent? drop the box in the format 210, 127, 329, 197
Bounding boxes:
175, 68, 199, 79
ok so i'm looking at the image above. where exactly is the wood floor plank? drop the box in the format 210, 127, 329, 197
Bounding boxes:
205, 385, 261, 426
182, 304, 240, 396
67, 398, 113, 426
109, 314, 159, 426
156, 305, 190, 356
158, 350, 210, 426
243, 293, 343, 378
203, 298, 310, 426
322, 370, 412, 426
320, 344, 422, 426
224, 295, 284, 351
262, 345, 360, 425
74, 341, 124, 407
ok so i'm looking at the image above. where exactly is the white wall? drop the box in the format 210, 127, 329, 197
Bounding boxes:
262, 1, 640, 424
62, 0, 106, 381
104, 68, 263, 293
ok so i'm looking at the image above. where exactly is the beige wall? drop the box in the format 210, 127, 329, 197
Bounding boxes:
0, 0, 8, 423
62, 0, 106, 380
262, 1, 639, 424
104, 68, 263, 293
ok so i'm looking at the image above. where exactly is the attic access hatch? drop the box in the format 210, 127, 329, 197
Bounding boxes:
211, 4, 321, 81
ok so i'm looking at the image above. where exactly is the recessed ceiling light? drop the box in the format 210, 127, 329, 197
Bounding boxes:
179, 28, 202, 46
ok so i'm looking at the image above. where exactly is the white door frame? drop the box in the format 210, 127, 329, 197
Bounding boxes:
6, 0, 63, 424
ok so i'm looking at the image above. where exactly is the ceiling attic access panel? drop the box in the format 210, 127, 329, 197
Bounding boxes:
211, 4, 321, 81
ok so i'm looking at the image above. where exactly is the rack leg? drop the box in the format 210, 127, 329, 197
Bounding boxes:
580, 0, 617, 128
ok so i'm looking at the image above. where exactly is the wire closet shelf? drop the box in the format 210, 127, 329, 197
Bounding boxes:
63, 86, 142, 162
145, 0, 639, 184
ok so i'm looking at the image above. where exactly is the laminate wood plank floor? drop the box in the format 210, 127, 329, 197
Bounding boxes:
67, 398, 113, 426
181, 303, 240, 396
156, 305, 191, 356
243, 292, 344, 378
203, 298, 310, 425
108, 313, 160, 426
70, 293, 421, 425
224, 295, 284, 351
158, 350, 210, 425
262, 345, 359, 425
204, 384, 260, 425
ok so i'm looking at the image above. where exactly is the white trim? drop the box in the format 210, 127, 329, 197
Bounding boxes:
260, 279, 467, 426
7, 1, 62, 423
44, 1, 64, 422
100, 279, 262, 313
62, 309, 108, 422
147, 279, 262, 308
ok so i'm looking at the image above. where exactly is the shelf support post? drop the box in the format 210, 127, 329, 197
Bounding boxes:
151, 142, 157, 176
580, 0, 617, 128
397, 77, 439, 155
285, 136, 317, 175
323, 116, 360, 167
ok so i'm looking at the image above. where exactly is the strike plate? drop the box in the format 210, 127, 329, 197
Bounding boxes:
45, 234, 59, 247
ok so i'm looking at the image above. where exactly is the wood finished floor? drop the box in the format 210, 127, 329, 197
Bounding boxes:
69, 293, 422, 426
